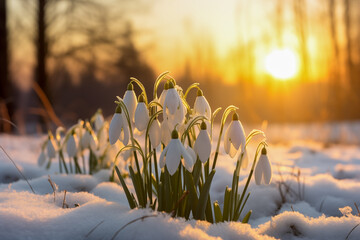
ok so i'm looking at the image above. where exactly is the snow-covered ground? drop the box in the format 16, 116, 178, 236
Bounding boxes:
1, 122, 360, 240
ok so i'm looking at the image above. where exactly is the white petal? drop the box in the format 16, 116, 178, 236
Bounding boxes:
254, 158, 264, 185
135, 102, 149, 132
262, 155, 272, 184
159, 145, 169, 169
182, 145, 195, 172
95, 113, 104, 131
165, 139, 182, 175
223, 124, 231, 154
81, 131, 91, 149
194, 96, 211, 120
37, 151, 46, 166
47, 139, 56, 159
185, 145, 196, 163
229, 142, 238, 158
194, 130, 211, 163
159, 89, 168, 107
149, 119, 161, 148
164, 88, 179, 115
123, 90, 138, 122
66, 134, 78, 157
109, 113, 122, 145
228, 120, 246, 152
122, 124, 130, 146
161, 119, 171, 145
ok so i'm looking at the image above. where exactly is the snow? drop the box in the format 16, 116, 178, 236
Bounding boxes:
1, 122, 360, 239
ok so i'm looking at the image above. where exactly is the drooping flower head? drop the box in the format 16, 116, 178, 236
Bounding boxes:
109, 105, 129, 145
194, 121, 212, 163
123, 83, 138, 124
159, 81, 169, 107
46, 135, 57, 159
66, 130, 78, 158
254, 147, 272, 185
160, 129, 195, 175
81, 123, 98, 151
163, 81, 186, 130
134, 94, 149, 132
149, 117, 161, 148
94, 109, 105, 131
224, 113, 246, 158
194, 89, 211, 120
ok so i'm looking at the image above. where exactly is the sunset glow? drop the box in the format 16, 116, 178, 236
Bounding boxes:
265, 49, 298, 80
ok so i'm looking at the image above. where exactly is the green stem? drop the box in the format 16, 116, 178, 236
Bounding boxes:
59, 151, 69, 174
82, 154, 86, 174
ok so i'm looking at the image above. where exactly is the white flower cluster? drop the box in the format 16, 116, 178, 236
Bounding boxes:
38, 110, 113, 174
108, 78, 271, 185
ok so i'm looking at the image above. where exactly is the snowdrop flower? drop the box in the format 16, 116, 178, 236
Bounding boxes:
123, 83, 138, 123
47, 136, 56, 159
160, 129, 195, 175
149, 118, 161, 148
66, 131, 78, 158
164, 81, 182, 115
194, 89, 211, 120
37, 151, 46, 166
109, 105, 130, 145
224, 113, 246, 158
158, 81, 169, 107
134, 94, 149, 132
194, 121, 212, 163
163, 82, 186, 130
161, 118, 171, 146
81, 129, 97, 151
184, 146, 196, 171
94, 109, 104, 131
254, 147, 272, 185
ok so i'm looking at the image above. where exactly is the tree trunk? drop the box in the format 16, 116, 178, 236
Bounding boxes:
36, 0, 49, 102
0, 0, 13, 132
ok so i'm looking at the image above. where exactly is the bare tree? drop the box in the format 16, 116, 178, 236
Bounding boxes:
0, 0, 13, 132
35, 0, 48, 101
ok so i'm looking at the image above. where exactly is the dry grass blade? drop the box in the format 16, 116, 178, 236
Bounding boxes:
0, 146, 35, 194
84, 220, 104, 238
110, 215, 158, 240
354, 202, 360, 216
48, 175, 56, 202
32, 81, 64, 127
345, 223, 360, 240
62, 190, 69, 208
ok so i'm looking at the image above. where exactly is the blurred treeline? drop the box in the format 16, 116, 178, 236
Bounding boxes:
0, 0, 360, 133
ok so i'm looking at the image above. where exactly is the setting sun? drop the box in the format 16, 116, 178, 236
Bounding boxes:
265, 49, 299, 80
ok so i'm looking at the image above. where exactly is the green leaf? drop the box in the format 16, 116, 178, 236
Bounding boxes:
196, 170, 215, 220
185, 170, 199, 216
213, 201, 223, 223
163, 167, 172, 212
223, 187, 231, 221
205, 196, 214, 223
129, 166, 146, 207
115, 166, 136, 209
192, 159, 202, 186
242, 210, 252, 223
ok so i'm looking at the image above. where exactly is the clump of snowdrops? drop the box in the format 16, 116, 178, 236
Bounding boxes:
38, 109, 114, 174
109, 72, 273, 223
